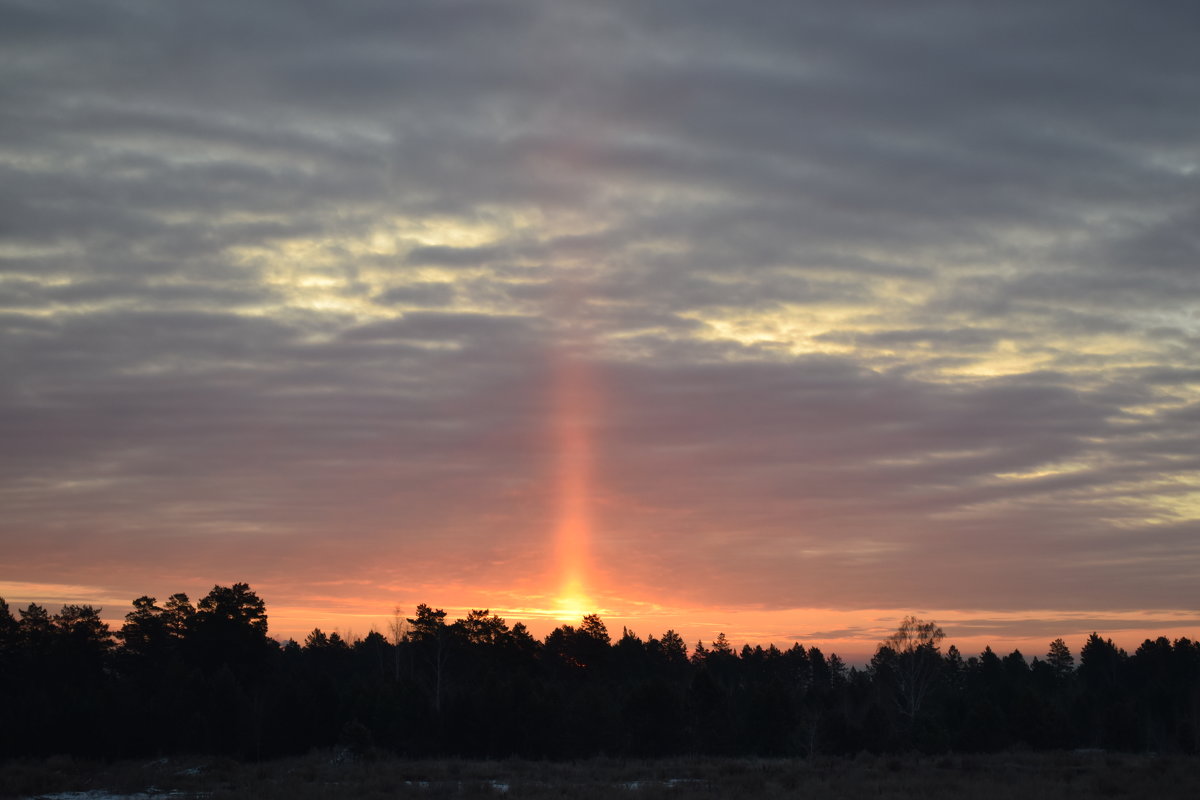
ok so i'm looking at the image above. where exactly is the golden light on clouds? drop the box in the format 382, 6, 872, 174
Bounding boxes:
680, 304, 865, 355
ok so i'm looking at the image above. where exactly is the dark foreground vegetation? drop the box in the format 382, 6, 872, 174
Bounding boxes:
5, 752, 1200, 800
2, 585, 1198, 760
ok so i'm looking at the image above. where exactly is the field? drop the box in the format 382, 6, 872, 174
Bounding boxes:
4, 751, 1200, 800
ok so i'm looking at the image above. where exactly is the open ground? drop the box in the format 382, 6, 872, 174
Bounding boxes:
5, 751, 1200, 800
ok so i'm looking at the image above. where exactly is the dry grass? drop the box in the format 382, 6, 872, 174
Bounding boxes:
3, 751, 1198, 800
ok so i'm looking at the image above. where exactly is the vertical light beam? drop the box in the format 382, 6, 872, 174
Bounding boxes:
551, 346, 595, 619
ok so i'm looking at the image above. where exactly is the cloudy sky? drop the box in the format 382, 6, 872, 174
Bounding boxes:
2, 1, 1198, 657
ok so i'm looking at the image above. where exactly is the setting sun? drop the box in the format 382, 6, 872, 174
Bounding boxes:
552, 587, 593, 623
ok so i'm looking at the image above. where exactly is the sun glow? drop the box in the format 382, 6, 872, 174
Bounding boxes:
553, 586, 593, 623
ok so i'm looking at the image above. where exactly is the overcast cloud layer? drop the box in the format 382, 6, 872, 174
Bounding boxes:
2, 1, 1198, 641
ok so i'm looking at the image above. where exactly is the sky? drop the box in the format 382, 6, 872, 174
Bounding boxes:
2, 1, 1198, 661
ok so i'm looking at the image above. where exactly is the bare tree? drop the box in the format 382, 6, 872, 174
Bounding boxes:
880, 616, 945, 725
388, 605, 409, 682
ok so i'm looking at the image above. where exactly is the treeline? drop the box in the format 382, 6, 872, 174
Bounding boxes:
1, 586, 1198, 759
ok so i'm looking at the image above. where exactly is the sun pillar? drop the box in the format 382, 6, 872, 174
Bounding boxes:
551, 348, 595, 619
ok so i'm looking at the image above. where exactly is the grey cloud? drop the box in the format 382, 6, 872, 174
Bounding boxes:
788, 628, 874, 642
945, 617, 1200, 642
1102, 206, 1200, 276
406, 244, 511, 268
374, 283, 458, 307
341, 311, 544, 346
816, 327, 1013, 350
0, 278, 278, 310
1134, 368, 1200, 387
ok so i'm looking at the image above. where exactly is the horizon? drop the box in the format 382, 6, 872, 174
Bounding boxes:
4, 580, 1193, 666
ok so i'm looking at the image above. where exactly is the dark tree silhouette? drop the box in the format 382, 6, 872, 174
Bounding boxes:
407, 604, 452, 715
3, 591, 1197, 760
191, 583, 271, 679
1047, 637, 1074, 679
119, 596, 169, 661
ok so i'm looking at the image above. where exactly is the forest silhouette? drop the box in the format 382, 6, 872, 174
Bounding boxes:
2, 585, 1197, 759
